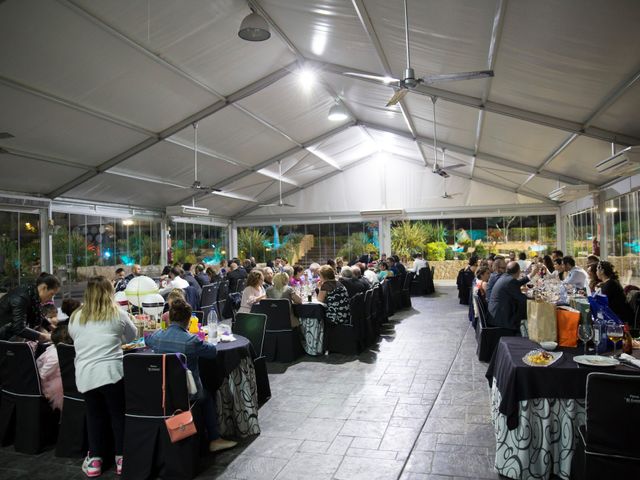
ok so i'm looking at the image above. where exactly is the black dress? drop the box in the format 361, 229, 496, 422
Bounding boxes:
600, 279, 633, 323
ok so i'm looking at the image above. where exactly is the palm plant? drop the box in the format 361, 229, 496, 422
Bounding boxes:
391, 221, 426, 262
238, 228, 267, 262
337, 232, 378, 262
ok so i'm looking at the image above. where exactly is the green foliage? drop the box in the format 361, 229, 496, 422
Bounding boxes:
338, 232, 378, 262
276, 233, 304, 263
391, 221, 426, 261
0, 235, 18, 281
444, 246, 455, 261
425, 242, 447, 261
424, 222, 448, 243
238, 228, 267, 262
472, 241, 487, 258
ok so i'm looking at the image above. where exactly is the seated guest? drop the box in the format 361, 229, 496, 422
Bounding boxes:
182, 263, 202, 294
412, 253, 428, 274
551, 250, 564, 261
266, 272, 302, 327
339, 267, 368, 297
69, 276, 137, 477
362, 263, 379, 285
262, 267, 274, 288
542, 255, 555, 276
562, 256, 589, 290
474, 266, 491, 302
113, 267, 127, 292
596, 261, 633, 322
146, 299, 236, 453
305, 263, 321, 283
587, 263, 600, 293
226, 259, 247, 292
283, 265, 294, 279
352, 265, 371, 290
358, 251, 377, 265
317, 265, 351, 325
387, 256, 399, 276
37, 322, 73, 412
486, 257, 506, 301
488, 262, 528, 333
61, 298, 82, 319
218, 259, 228, 277
206, 266, 220, 284
159, 267, 189, 294
586, 254, 600, 268
238, 270, 266, 314
326, 258, 337, 272
517, 252, 531, 273
552, 258, 565, 280
161, 288, 186, 325
195, 263, 210, 288
392, 255, 407, 275
378, 261, 392, 281
123, 264, 142, 286
289, 265, 304, 287
242, 259, 253, 273
335, 257, 344, 274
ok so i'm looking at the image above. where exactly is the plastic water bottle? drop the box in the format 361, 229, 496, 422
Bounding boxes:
207, 309, 219, 345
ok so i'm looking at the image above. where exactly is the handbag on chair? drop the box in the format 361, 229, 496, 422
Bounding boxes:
162, 354, 197, 443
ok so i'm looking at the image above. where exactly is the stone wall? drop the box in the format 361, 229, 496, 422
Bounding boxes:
409, 260, 469, 280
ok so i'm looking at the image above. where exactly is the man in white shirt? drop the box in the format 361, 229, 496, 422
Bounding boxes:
159, 267, 189, 295
562, 256, 588, 290
412, 253, 428, 275
517, 252, 531, 273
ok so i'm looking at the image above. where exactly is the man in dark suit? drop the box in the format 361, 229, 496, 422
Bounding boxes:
226, 259, 247, 292
488, 261, 528, 333
182, 263, 202, 294
194, 263, 210, 288
485, 257, 507, 301
358, 251, 377, 265
339, 267, 368, 297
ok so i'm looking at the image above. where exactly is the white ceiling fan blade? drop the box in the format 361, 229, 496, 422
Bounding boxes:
259, 203, 279, 207
386, 88, 409, 106
281, 203, 295, 207
445, 163, 467, 170
344, 72, 400, 85
421, 70, 494, 85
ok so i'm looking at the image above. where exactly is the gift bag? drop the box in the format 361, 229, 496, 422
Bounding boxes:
527, 300, 557, 342
588, 294, 623, 353
556, 306, 580, 347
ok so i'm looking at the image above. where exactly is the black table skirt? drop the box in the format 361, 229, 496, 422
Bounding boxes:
485, 337, 640, 429
293, 303, 326, 320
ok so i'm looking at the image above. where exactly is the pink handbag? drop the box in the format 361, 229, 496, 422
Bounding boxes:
162, 354, 197, 443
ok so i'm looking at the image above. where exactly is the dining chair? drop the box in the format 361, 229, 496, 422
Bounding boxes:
251, 299, 304, 362
199, 282, 219, 323
233, 312, 271, 404
122, 353, 202, 480
325, 293, 362, 355
55, 343, 87, 458
572, 372, 640, 479
0, 340, 58, 454
474, 294, 516, 362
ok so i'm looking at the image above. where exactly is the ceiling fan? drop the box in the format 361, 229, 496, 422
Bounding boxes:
259, 160, 295, 207
430, 97, 465, 178
440, 149, 463, 199
183, 122, 220, 193
345, 0, 494, 106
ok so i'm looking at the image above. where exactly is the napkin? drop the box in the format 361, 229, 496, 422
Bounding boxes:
620, 353, 640, 368
219, 334, 236, 342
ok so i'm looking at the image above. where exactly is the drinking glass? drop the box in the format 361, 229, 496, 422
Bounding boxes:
606, 323, 624, 357
578, 323, 593, 356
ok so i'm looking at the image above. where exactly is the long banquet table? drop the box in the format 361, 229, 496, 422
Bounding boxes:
485, 337, 640, 480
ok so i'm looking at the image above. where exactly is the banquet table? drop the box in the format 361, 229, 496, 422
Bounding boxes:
293, 302, 326, 356
199, 335, 260, 438
485, 337, 640, 480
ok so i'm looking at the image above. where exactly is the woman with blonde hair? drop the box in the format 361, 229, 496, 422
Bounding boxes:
238, 270, 266, 314
266, 272, 302, 327
69, 276, 137, 478
317, 265, 351, 325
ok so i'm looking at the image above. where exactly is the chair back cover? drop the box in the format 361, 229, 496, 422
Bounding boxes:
123, 353, 189, 417
200, 282, 219, 320
182, 286, 201, 311
235, 278, 246, 293
349, 293, 365, 328
251, 299, 292, 332
0, 340, 41, 396
234, 313, 267, 356
217, 280, 230, 319
56, 343, 82, 400
585, 372, 640, 458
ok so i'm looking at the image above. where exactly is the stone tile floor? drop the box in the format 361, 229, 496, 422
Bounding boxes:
0, 285, 502, 480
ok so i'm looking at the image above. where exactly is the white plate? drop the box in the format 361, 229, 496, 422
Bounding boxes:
573, 355, 620, 367
522, 350, 563, 367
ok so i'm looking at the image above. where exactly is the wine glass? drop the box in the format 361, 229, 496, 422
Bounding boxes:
606, 323, 624, 357
578, 323, 593, 356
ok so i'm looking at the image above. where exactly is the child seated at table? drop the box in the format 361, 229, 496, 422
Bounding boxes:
145, 299, 237, 453
36, 322, 73, 412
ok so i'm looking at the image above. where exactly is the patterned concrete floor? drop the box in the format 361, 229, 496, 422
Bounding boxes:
0, 285, 500, 480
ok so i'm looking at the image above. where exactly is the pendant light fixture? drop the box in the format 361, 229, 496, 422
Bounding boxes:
238, 8, 271, 41
328, 100, 349, 122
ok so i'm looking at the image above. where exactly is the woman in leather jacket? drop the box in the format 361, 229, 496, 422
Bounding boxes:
0, 274, 60, 343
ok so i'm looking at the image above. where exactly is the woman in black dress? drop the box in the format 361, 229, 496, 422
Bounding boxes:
596, 261, 633, 322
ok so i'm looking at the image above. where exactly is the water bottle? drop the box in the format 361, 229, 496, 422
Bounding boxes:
207, 309, 219, 345
593, 312, 604, 354
558, 284, 568, 304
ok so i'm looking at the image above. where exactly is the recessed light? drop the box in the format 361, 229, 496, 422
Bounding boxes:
0, 132, 15, 139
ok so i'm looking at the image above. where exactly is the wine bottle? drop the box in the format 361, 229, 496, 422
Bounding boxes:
622, 323, 633, 355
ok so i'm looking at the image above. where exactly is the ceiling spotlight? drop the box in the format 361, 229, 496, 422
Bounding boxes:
328, 101, 349, 122
238, 9, 271, 41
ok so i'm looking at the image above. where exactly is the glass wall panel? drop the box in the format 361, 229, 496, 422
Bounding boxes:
238, 222, 380, 266
605, 191, 640, 284
0, 210, 41, 292
390, 215, 556, 261
169, 221, 228, 266
565, 207, 597, 257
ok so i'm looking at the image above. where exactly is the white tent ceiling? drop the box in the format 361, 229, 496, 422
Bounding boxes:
1, 0, 639, 220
